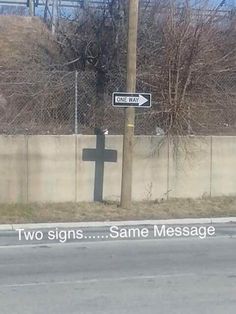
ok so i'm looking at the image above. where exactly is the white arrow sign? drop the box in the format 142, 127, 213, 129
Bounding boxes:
112, 92, 151, 108
115, 94, 148, 106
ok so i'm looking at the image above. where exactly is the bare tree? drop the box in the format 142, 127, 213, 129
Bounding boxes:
55, 0, 236, 135
57, 0, 127, 130
138, 0, 236, 135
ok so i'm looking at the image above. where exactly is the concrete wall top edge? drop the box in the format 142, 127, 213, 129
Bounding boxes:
1, 134, 236, 139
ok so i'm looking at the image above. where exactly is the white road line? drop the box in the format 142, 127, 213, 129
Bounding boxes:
0, 273, 196, 289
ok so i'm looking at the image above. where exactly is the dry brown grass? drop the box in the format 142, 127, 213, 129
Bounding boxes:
0, 196, 236, 224
0, 16, 62, 69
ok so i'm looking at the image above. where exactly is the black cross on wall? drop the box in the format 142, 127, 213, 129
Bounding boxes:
82, 135, 117, 202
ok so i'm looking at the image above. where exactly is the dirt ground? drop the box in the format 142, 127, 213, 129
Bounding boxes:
0, 196, 236, 224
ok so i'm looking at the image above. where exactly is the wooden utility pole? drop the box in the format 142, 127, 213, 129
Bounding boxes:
120, 0, 139, 209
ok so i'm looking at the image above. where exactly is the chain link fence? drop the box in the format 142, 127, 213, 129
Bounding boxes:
0, 69, 236, 135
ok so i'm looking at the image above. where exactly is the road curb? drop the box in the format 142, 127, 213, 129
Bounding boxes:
0, 217, 236, 231
0, 224, 13, 231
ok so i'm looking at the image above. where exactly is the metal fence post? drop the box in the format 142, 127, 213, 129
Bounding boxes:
29, 0, 35, 16
75, 70, 78, 134
52, 0, 58, 35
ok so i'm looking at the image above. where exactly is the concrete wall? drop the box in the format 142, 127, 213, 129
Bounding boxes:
0, 135, 235, 203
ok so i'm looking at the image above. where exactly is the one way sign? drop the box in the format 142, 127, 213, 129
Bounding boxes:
112, 92, 151, 108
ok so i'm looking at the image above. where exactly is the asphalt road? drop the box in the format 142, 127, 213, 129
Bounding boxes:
0, 224, 236, 314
